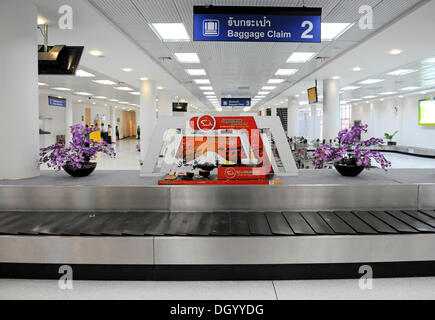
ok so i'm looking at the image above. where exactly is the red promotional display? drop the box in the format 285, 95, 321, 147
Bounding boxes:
158, 115, 276, 185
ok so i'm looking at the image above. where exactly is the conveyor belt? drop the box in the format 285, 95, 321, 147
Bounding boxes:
0, 210, 435, 236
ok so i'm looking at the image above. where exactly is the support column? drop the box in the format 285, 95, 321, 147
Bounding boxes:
323, 79, 340, 142
0, 0, 39, 179
140, 80, 157, 160
157, 90, 172, 117
65, 96, 73, 143
287, 97, 299, 137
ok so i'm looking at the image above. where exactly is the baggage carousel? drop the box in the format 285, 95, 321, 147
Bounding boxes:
1, 169, 435, 280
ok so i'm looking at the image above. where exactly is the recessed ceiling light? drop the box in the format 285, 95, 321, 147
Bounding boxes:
194, 79, 210, 84
275, 69, 298, 76
262, 86, 276, 90
129, 92, 140, 95
351, 99, 362, 102
122, 68, 133, 72
52, 87, 72, 91
341, 86, 360, 91
380, 91, 398, 95
89, 50, 104, 57
120, 101, 129, 104
199, 86, 213, 90
204, 92, 215, 95
94, 96, 107, 99
389, 49, 403, 55
299, 101, 308, 105
139, 77, 149, 81
38, 82, 48, 86
380, 98, 385, 101
362, 95, 377, 99
258, 91, 270, 95
399, 95, 404, 98
287, 52, 317, 63
75, 70, 95, 77
157, 86, 164, 90
174, 53, 200, 63
108, 99, 119, 102
185, 69, 207, 76
332, 76, 340, 80
400, 86, 420, 91
74, 92, 93, 96
150, 23, 190, 41
115, 87, 133, 91
92, 80, 117, 85
321, 23, 354, 41
37, 16, 47, 25
267, 79, 285, 84
359, 79, 385, 85
387, 69, 417, 76
352, 67, 362, 72
255, 96, 266, 99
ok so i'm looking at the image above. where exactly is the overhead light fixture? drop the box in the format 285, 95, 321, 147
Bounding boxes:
76, 70, 95, 77
139, 77, 149, 81
332, 76, 340, 80
37, 16, 47, 25
299, 101, 308, 105
38, 82, 48, 86
94, 96, 107, 99
52, 87, 72, 91
352, 66, 362, 72
380, 91, 398, 95
122, 68, 133, 72
204, 92, 215, 95
341, 86, 360, 91
174, 53, 200, 63
74, 92, 93, 96
108, 99, 119, 102
92, 80, 117, 85
194, 79, 210, 84
199, 86, 213, 90
389, 49, 403, 55
115, 86, 133, 91
399, 95, 404, 98
186, 69, 207, 76
149, 23, 190, 41
129, 92, 140, 95
261, 86, 276, 90
351, 98, 362, 102
275, 69, 298, 76
157, 86, 164, 90
267, 79, 285, 84
387, 69, 417, 76
400, 86, 420, 91
258, 91, 270, 95
322, 23, 353, 41
287, 52, 317, 63
89, 50, 104, 57
362, 95, 377, 99
120, 101, 129, 104
359, 79, 385, 85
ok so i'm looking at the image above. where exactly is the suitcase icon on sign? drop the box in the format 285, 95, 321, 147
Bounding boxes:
203, 19, 219, 36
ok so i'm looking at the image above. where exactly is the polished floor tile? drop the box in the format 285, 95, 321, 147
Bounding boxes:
0, 280, 277, 300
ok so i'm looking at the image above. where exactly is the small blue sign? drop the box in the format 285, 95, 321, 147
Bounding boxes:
221, 98, 251, 107
48, 96, 66, 107
194, 6, 321, 43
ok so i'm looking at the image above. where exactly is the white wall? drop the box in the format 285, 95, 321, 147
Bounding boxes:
352, 94, 435, 149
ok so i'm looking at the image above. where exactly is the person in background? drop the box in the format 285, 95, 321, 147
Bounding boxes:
101, 123, 107, 142
107, 125, 113, 144
137, 125, 140, 140
116, 125, 120, 142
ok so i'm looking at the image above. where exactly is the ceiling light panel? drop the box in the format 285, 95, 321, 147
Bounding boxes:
93, 80, 117, 85
194, 79, 210, 84
186, 69, 207, 76
150, 23, 190, 41
275, 69, 298, 76
359, 79, 385, 85
174, 53, 200, 63
76, 70, 95, 77
287, 52, 317, 63
262, 86, 276, 90
199, 86, 213, 90
321, 23, 353, 41
387, 69, 417, 76
115, 87, 133, 91
267, 79, 285, 84
341, 86, 360, 91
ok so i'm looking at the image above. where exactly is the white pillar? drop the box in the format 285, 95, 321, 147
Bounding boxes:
157, 90, 172, 117
140, 80, 157, 160
323, 79, 340, 141
65, 96, 73, 143
111, 106, 117, 144
287, 97, 299, 137
0, 0, 39, 179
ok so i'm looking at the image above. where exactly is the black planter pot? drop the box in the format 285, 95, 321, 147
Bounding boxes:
63, 162, 97, 177
334, 163, 364, 177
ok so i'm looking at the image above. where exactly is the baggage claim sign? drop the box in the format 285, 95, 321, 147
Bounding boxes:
193, 6, 321, 43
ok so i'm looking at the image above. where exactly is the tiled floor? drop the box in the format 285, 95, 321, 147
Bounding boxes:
1, 278, 434, 300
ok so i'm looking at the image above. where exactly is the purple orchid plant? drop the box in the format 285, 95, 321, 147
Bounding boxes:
312, 123, 392, 170
39, 124, 116, 171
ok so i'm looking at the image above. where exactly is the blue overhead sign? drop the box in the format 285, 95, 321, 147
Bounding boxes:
193, 6, 321, 43
48, 96, 66, 107
221, 98, 251, 107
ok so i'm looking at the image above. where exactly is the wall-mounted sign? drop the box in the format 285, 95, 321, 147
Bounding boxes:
173, 102, 188, 112
48, 96, 66, 107
193, 6, 321, 43
221, 98, 251, 107
307, 87, 318, 104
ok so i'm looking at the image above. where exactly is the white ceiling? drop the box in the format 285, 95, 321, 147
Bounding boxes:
87, 0, 425, 110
